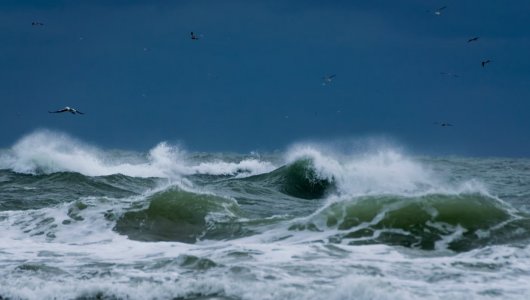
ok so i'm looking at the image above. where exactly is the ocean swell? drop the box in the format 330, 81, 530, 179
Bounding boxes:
114, 187, 244, 243
290, 193, 530, 251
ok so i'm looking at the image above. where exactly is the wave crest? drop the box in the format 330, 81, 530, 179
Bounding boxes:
283, 144, 487, 197
0, 130, 275, 178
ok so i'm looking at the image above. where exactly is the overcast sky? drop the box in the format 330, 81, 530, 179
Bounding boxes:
1, 0, 529, 156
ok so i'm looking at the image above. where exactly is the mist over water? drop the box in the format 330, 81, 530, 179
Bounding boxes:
1, 130, 530, 299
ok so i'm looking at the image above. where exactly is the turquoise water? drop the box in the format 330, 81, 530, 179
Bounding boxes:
1, 131, 530, 299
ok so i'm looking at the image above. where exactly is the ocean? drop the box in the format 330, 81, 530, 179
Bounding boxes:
1, 130, 529, 300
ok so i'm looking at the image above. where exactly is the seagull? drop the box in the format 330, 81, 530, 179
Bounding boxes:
49, 106, 84, 115
32, 21, 44, 26
467, 37, 480, 43
428, 6, 447, 15
190, 32, 202, 40
481, 60, 492, 67
440, 72, 459, 78
434, 122, 453, 127
322, 74, 336, 86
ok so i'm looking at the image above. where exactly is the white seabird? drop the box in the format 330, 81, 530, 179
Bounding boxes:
429, 6, 447, 15
49, 106, 84, 115
322, 74, 336, 86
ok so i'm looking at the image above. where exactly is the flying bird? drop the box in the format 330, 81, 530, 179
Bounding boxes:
190, 32, 202, 40
467, 37, 480, 43
434, 122, 453, 127
32, 21, 44, 26
429, 6, 447, 15
49, 106, 84, 115
481, 60, 492, 67
322, 74, 336, 86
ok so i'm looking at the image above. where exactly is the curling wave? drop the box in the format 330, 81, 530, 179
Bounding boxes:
241, 158, 335, 199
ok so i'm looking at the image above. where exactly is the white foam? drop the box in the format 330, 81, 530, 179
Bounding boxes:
0, 130, 275, 178
1, 234, 529, 300
284, 143, 488, 197
191, 159, 276, 177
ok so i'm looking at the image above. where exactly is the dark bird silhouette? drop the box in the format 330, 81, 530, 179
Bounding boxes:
434, 122, 453, 127
190, 32, 201, 40
322, 74, 336, 86
481, 60, 492, 67
32, 21, 44, 26
49, 106, 84, 115
467, 37, 480, 43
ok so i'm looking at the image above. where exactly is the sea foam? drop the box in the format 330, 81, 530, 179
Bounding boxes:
0, 130, 275, 178
283, 143, 488, 197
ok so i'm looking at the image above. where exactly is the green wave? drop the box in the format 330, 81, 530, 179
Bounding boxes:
242, 158, 334, 199
0, 170, 158, 211
114, 187, 244, 243
290, 193, 530, 252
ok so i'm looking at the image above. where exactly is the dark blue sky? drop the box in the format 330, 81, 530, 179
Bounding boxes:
1, 0, 529, 156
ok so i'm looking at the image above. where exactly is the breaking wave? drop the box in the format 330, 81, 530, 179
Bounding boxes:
0, 130, 275, 178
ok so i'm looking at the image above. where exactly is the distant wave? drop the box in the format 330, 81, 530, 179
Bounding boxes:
0, 130, 276, 178
0, 130, 490, 198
